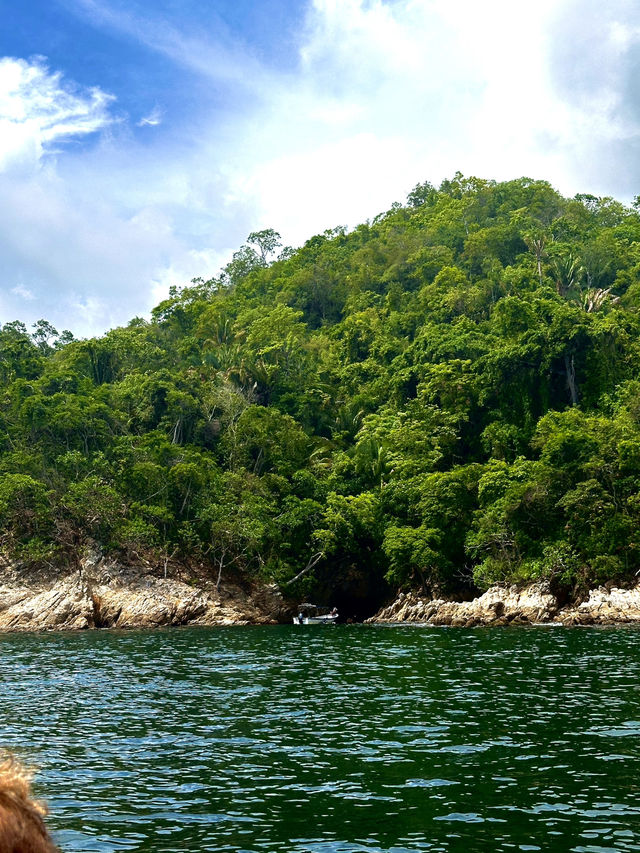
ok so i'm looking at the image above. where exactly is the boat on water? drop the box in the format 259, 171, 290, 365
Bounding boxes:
293, 604, 338, 625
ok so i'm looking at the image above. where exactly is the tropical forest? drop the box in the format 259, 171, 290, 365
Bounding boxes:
4, 175, 640, 616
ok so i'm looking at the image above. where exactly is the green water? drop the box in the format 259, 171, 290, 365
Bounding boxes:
1, 625, 640, 852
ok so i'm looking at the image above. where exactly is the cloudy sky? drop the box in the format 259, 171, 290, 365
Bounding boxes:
1, 0, 640, 337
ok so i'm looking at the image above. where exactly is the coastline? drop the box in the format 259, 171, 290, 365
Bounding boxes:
0, 550, 290, 632
2, 549, 640, 632
366, 582, 640, 627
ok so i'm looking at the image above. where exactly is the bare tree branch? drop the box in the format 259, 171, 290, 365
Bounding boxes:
281, 552, 324, 587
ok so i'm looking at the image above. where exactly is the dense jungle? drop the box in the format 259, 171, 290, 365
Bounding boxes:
4, 174, 640, 615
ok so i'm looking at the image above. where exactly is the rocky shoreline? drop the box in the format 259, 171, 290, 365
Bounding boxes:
0, 550, 290, 632
367, 582, 640, 626
2, 548, 640, 631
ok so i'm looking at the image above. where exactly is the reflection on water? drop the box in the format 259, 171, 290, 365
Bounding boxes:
0, 625, 639, 852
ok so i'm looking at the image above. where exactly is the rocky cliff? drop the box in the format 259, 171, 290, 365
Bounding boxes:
368, 582, 640, 626
0, 550, 292, 632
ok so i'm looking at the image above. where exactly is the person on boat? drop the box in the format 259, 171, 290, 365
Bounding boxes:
330, 607, 338, 618
0, 753, 59, 852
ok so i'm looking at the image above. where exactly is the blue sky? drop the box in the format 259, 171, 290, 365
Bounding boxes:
0, 0, 305, 123
2, 0, 640, 336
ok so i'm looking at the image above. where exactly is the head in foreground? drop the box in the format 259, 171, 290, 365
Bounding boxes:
0, 755, 58, 853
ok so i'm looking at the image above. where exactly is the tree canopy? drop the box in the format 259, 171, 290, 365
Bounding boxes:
4, 175, 640, 610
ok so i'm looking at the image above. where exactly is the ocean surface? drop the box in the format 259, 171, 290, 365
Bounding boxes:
1, 624, 639, 852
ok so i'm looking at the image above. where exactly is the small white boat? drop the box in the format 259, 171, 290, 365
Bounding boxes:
294, 614, 338, 625
293, 604, 338, 625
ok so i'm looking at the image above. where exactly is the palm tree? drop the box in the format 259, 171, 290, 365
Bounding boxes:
551, 252, 583, 299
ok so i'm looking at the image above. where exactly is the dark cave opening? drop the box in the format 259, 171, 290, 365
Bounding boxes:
325, 572, 392, 622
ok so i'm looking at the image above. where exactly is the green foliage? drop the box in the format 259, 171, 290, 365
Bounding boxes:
3, 178, 640, 599
0, 473, 52, 544
383, 524, 443, 588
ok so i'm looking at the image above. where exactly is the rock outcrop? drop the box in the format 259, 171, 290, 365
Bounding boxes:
369, 583, 559, 627
368, 581, 640, 626
559, 585, 640, 625
3, 549, 640, 632
0, 550, 293, 632
0, 575, 95, 632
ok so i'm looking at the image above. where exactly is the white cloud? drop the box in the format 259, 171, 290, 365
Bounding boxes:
0, 56, 228, 335
10, 284, 35, 301
3, 0, 640, 337
220, 0, 568, 240
0, 56, 114, 172
137, 106, 163, 127
542, 0, 640, 196
233, 0, 640, 242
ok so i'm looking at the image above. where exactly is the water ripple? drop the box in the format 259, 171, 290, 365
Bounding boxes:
0, 625, 639, 851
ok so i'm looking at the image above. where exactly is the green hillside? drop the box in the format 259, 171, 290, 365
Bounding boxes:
4, 174, 640, 614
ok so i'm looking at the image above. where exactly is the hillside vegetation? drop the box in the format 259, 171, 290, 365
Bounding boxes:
4, 175, 640, 611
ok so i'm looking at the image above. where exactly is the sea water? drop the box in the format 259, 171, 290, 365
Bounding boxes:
1, 624, 639, 852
